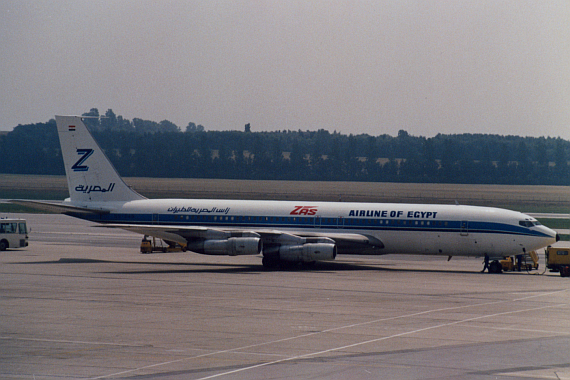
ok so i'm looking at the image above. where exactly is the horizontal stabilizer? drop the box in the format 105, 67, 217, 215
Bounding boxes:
10, 200, 110, 214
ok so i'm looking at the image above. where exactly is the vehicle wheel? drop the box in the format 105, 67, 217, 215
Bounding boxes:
0, 240, 7, 251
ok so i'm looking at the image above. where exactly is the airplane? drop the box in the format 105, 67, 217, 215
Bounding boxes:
12, 115, 559, 273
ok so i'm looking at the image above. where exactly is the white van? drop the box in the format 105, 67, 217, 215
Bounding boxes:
0, 218, 28, 250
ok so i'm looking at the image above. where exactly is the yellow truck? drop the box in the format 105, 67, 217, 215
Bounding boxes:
140, 235, 187, 254
545, 246, 570, 277
500, 251, 539, 272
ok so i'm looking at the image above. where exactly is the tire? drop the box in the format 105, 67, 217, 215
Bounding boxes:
302, 261, 316, 268
262, 256, 281, 270
0, 240, 7, 251
489, 261, 503, 274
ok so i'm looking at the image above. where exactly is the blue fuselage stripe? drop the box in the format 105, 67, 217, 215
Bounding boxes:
68, 212, 549, 238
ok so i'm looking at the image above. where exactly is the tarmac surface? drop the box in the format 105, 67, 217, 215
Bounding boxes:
1, 213, 570, 380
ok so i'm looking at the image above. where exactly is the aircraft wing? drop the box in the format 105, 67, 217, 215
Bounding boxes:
9, 200, 110, 214
96, 224, 384, 254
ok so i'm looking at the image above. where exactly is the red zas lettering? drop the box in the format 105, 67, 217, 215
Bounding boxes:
290, 206, 318, 215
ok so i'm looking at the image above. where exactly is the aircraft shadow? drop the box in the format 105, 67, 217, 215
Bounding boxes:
17, 256, 501, 276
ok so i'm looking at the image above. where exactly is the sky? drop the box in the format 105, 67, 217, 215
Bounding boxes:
1, 1, 569, 139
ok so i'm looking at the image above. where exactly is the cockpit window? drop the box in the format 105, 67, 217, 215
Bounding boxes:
519, 220, 541, 227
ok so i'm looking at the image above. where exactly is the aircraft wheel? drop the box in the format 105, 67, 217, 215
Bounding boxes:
262, 256, 281, 270
489, 261, 503, 274
302, 261, 316, 268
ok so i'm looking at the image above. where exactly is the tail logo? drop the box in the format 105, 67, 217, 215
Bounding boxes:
72, 149, 94, 172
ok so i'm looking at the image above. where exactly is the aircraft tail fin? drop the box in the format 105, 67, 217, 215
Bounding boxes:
55, 115, 146, 203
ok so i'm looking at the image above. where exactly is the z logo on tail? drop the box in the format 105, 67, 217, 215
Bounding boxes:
72, 149, 94, 172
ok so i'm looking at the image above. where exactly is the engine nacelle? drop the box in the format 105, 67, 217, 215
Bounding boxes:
188, 237, 262, 256
279, 243, 337, 262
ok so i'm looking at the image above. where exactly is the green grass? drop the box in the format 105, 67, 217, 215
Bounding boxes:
0, 190, 68, 200
0, 203, 49, 213
536, 218, 569, 230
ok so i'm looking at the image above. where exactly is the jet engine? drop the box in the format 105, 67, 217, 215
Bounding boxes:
187, 237, 262, 256
278, 242, 337, 262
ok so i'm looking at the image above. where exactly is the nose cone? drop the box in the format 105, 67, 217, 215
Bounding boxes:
532, 224, 559, 248
542, 225, 559, 245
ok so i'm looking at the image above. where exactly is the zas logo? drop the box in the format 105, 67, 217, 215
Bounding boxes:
72, 148, 94, 172
290, 206, 318, 215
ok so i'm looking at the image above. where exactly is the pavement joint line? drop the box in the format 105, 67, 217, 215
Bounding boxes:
89, 288, 569, 380
0, 336, 150, 347
485, 324, 570, 336
191, 303, 568, 380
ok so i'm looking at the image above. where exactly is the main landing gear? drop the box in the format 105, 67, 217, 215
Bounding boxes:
262, 256, 281, 269
262, 256, 316, 270
488, 260, 503, 274
481, 253, 503, 274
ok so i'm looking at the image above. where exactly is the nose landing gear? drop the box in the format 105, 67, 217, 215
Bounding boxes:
489, 260, 503, 274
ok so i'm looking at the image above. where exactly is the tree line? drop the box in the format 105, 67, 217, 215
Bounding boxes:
1, 108, 570, 185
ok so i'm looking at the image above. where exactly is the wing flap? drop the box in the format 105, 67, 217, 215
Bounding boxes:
95, 224, 212, 245
96, 224, 384, 254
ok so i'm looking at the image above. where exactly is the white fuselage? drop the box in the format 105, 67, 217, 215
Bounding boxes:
69, 198, 557, 259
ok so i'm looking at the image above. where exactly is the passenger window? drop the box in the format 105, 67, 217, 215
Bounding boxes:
2, 223, 16, 233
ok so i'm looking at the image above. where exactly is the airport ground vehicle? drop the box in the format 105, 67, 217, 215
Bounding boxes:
0, 217, 28, 250
500, 251, 539, 272
140, 235, 186, 253
545, 246, 570, 277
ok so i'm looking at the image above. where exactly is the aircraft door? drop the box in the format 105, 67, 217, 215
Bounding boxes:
460, 221, 469, 236
314, 216, 321, 228
315, 216, 345, 229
